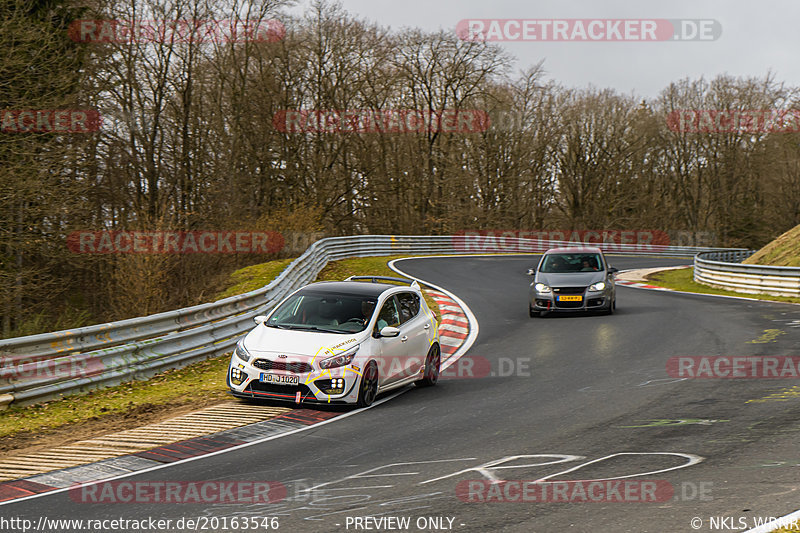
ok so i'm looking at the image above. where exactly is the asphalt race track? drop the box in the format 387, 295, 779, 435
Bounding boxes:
4, 255, 800, 533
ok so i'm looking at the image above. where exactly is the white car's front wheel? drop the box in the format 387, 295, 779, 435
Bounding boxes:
356, 360, 379, 407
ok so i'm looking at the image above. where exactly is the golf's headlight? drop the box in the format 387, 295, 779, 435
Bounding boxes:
534, 283, 551, 294
589, 281, 606, 292
319, 346, 359, 369
235, 342, 251, 363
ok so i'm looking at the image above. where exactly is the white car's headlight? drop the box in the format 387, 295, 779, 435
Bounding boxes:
319, 346, 359, 369
589, 281, 607, 292
534, 283, 552, 294
234, 341, 251, 363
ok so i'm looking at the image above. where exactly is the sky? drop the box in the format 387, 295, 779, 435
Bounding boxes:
289, 0, 798, 98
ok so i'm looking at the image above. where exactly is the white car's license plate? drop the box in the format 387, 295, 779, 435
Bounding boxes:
260, 373, 300, 385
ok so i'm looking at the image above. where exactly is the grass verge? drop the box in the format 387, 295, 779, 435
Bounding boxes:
0, 254, 442, 449
215, 258, 296, 299
646, 267, 800, 305
744, 223, 800, 267
0, 356, 231, 450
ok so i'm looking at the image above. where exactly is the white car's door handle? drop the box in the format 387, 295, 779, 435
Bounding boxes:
401, 335, 408, 342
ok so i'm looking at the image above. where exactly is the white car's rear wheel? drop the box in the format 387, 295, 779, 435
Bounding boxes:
415, 344, 440, 387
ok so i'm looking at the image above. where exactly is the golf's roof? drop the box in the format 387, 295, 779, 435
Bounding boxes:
544, 246, 603, 254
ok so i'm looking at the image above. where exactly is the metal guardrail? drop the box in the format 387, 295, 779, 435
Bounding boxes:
694, 250, 800, 298
0, 235, 739, 408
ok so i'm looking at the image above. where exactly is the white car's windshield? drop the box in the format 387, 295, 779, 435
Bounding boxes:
540, 253, 604, 273
267, 290, 377, 333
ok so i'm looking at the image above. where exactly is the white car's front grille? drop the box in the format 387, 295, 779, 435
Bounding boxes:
252, 359, 313, 373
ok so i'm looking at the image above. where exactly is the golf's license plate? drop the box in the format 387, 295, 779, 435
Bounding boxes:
260, 373, 300, 385
558, 295, 583, 302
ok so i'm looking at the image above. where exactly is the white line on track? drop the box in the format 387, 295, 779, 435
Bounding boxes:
0, 390, 407, 507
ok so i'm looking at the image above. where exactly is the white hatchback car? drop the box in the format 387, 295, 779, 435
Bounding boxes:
227, 276, 441, 407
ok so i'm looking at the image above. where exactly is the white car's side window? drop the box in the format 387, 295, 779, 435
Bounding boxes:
397, 292, 420, 324
376, 297, 400, 331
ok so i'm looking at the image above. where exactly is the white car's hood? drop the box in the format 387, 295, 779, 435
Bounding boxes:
243, 325, 364, 359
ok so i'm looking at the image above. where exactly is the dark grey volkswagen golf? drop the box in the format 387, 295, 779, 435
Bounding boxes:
527, 246, 618, 317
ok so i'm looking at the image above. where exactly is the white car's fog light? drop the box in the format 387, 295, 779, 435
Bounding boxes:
230, 367, 246, 385
316, 377, 346, 394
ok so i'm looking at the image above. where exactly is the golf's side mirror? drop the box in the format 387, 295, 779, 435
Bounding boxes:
608, 267, 619, 274
254, 315, 268, 325
526, 268, 536, 276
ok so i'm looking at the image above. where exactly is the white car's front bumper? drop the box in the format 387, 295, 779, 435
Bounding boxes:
227, 354, 362, 404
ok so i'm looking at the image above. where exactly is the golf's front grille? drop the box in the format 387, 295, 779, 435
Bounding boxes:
553, 286, 586, 308
552, 286, 587, 295
554, 299, 584, 309
252, 359, 312, 373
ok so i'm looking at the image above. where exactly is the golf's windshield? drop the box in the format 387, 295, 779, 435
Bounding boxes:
267, 290, 377, 333
540, 253, 604, 273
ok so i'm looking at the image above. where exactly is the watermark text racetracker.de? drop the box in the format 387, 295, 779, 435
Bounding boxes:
1, 109, 101, 133
439, 356, 530, 380
456, 19, 721, 42
453, 229, 670, 253
273, 109, 490, 134
69, 480, 286, 504
318, 356, 531, 383
459, 480, 669, 503
667, 356, 800, 378
458, 480, 713, 503
667, 109, 800, 133
68, 19, 285, 43
0, 356, 105, 383
67, 230, 285, 254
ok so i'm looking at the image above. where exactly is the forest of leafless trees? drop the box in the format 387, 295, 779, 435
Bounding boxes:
2, 0, 800, 336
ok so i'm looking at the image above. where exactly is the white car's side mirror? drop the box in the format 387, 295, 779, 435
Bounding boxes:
254, 315, 268, 325
379, 326, 401, 338
526, 268, 536, 276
